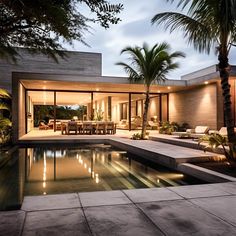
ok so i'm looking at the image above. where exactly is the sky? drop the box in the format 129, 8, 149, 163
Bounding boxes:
65, 0, 236, 80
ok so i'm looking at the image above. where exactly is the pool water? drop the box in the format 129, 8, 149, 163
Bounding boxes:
0, 144, 205, 210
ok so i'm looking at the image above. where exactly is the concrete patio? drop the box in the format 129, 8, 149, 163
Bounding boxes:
1, 182, 236, 236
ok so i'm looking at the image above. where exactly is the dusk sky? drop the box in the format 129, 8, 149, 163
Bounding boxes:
66, 0, 236, 80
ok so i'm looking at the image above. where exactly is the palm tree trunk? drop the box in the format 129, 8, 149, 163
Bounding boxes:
218, 50, 236, 160
141, 88, 150, 139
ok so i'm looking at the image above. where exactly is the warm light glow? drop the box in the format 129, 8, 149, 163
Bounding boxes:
157, 90, 161, 93
204, 81, 209, 84
88, 167, 91, 173
167, 86, 171, 90
157, 179, 160, 183
84, 163, 87, 169
43, 86, 46, 89
73, 116, 78, 120
43, 192, 47, 195
96, 88, 100, 91
43, 151, 47, 190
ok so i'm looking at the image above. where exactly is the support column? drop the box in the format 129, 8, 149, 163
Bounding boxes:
91, 92, 94, 120
167, 93, 169, 122
159, 94, 162, 122
128, 93, 131, 131
108, 96, 112, 121
54, 91, 56, 132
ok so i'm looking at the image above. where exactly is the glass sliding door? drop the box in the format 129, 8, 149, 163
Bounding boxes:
27, 91, 54, 132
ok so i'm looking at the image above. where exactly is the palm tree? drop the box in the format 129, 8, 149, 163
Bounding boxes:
116, 42, 185, 139
152, 0, 236, 159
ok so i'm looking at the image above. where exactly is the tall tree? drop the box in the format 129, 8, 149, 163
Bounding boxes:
0, 0, 123, 60
116, 42, 184, 139
152, 0, 236, 160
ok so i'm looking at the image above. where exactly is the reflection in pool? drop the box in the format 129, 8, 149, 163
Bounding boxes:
0, 144, 205, 210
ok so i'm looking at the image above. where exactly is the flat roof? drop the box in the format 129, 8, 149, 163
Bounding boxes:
13, 64, 236, 93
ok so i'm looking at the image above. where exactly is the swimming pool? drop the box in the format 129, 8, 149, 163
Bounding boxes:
0, 144, 205, 210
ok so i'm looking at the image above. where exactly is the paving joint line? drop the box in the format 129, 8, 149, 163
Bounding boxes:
77, 193, 94, 236
187, 197, 236, 229
19, 210, 27, 236
121, 190, 167, 236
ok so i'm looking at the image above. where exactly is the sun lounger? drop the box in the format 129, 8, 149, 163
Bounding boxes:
209, 127, 227, 137
173, 126, 209, 139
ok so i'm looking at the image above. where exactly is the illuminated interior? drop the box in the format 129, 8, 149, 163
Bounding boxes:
26, 89, 168, 133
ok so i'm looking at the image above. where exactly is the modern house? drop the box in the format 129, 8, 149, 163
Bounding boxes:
0, 48, 236, 143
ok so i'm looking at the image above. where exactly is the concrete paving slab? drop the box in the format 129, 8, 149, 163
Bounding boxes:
168, 183, 231, 199
84, 204, 164, 236
0, 210, 25, 236
22, 208, 90, 236
138, 199, 236, 236
79, 190, 131, 207
21, 193, 80, 211
190, 195, 236, 227
123, 188, 183, 203
211, 182, 236, 195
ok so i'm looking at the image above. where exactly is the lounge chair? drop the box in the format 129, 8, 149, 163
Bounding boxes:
173, 126, 209, 139
209, 127, 227, 137
148, 121, 158, 130
116, 116, 142, 130
39, 121, 49, 130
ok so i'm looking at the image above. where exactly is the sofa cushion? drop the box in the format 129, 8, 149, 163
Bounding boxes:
219, 127, 227, 136
195, 126, 209, 134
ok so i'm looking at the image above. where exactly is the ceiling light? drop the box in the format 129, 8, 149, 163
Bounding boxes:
167, 86, 171, 90
157, 90, 161, 93
204, 81, 209, 85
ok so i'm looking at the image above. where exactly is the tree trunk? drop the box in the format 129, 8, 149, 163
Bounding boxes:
141, 89, 150, 139
218, 50, 236, 160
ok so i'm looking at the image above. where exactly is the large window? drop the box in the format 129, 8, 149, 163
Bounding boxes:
26, 90, 168, 132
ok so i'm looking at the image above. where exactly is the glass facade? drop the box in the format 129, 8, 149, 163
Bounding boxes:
26, 90, 169, 133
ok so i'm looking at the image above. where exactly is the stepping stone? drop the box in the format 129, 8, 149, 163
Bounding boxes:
0, 210, 25, 236
168, 183, 230, 199
190, 195, 236, 227
138, 199, 236, 236
79, 190, 131, 207
84, 204, 164, 236
123, 188, 183, 203
22, 208, 90, 236
21, 193, 80, 211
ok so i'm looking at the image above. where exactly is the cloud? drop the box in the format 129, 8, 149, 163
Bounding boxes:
64, 0, 236, 80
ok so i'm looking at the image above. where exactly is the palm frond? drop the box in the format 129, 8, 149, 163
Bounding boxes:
116, 62, 142, 83
152, 12, 216, 54
152, 0, 236, 54
0, 118, 12, 127
0, 103, 10, 111
0, 89, 11, 99
116, 42, 184, 87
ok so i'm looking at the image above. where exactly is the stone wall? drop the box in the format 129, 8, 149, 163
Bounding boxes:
169, 83, 217, 129
0, 48, 102, 91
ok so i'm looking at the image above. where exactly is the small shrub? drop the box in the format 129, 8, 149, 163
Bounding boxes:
159, 121, 178, 135
131, 132, 149, 140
